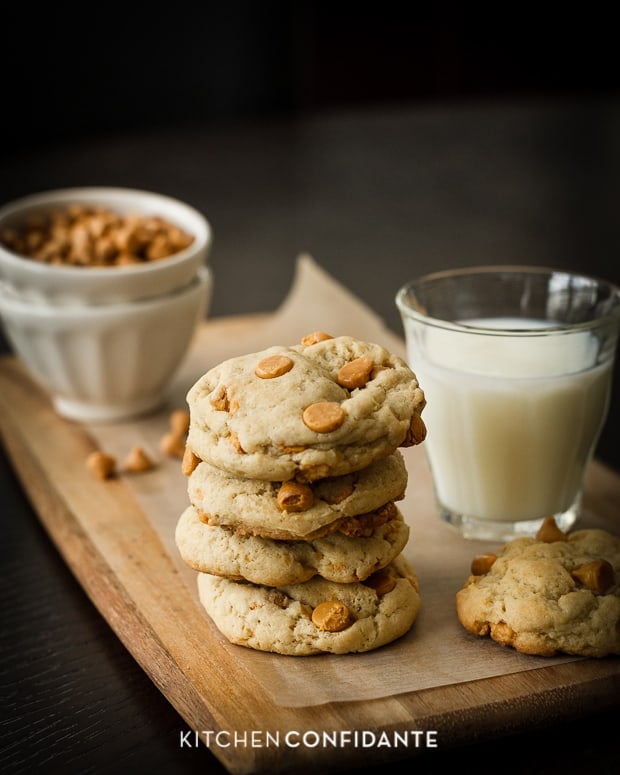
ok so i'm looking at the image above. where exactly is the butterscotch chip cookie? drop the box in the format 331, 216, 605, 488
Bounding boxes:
456, 527, 620, 657
196, 556, 421, 655
175, 504, 410, 586
186, 335, 425, 482
187, 452, 408, 540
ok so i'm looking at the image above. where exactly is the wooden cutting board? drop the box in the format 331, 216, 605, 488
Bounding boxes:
1, 314, 619, 775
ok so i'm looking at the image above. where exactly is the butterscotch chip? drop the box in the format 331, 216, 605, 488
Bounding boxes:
169, 409, 190, 436
403, 411, 427, 446
336, 357, 374, 390
536, 515, 567, 543
362, 568, 396, 595
123, 445, 154, 473
229, 432, 245, 454
182, 445, 201, 477
302, 402, 345, 433
210, 387, 230, 412
571, 559, 615, 593
312, 600, 352, 632
456, 527, 620, 657
145, 233, 173, 260
160, 431, 186, 459
314, 474, 355, 505
471, 554, 497, 575
276, 481, 314, 512
300, 331, 333, 346
116, 251, 141, 266
255, 355, 294, 379
86, 450, 116, 480
160, 408, 190, 459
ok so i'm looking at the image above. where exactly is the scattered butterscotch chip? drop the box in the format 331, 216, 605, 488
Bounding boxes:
311, 600, 352, 632
276, 480, 314, 512
160, 408, 191, 459
535, 516, 567, 543
86, 450, 116, 480
255, 354, 294, 379
169, 409, 190, 437
337, 357, 374, 390
300, 331, 333, 346
571, 559, 615, 593
160, 431, 186, 459
471, 554, 497, 575
123, 445, 155, 473
182, 445, 200, 477
302, 401, 345, 433
362, 568, 396, 595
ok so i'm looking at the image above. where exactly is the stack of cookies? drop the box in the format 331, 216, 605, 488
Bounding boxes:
175, 332, 426, 655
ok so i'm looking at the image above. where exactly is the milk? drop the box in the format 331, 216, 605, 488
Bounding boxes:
408, 318, 613, 523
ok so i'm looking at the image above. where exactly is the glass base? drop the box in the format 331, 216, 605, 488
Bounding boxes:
440, 497, 581, 543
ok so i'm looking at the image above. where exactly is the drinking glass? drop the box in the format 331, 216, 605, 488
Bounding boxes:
396, 266, 620, 541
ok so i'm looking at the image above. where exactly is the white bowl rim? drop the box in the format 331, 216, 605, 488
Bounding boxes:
0, 265, 212, 321
0, 186, 211, 279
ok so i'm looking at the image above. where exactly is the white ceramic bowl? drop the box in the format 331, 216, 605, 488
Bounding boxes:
0, 187, 212, 305
0, 267, 212, 422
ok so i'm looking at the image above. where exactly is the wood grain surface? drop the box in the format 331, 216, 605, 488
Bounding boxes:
1, 315, 619, 775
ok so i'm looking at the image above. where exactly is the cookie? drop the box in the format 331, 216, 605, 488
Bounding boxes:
456, 520, 620, 657
196, 556, 421, 655
187, 451, 408, 540
175, 504, 410, 586
186, 334, 425, 482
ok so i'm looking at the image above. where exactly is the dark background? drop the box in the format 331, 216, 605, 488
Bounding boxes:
2, 3, 619, 151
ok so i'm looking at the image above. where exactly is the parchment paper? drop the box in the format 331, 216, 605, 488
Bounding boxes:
88, 254, 582, 708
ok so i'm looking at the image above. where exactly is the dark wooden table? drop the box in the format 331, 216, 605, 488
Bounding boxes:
1, 96, 619, 773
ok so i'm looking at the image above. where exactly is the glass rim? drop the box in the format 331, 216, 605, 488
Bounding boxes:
396, 264, 620, 337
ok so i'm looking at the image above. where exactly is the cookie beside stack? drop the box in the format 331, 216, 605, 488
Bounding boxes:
174, 332, 426, 655
456, 516, 620, 657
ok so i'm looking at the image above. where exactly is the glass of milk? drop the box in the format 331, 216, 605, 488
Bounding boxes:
396, 266, 620, 541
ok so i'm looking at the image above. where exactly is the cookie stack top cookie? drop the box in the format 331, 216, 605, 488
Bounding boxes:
185, 332, 426, 483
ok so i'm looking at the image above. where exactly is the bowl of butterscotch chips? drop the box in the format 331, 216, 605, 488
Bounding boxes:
0, 188, 213, 421
0, 187, 211, 304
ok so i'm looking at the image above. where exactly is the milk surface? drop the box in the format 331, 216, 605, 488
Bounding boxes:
409, 318, 612, 522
